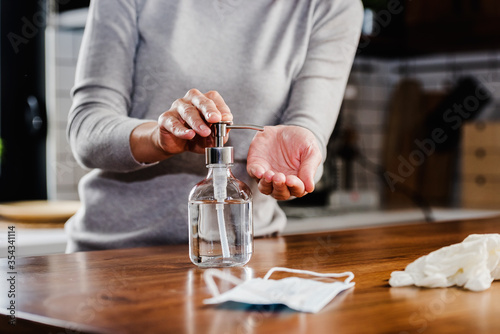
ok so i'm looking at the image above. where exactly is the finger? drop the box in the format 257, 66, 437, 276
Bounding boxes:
271, 173, 290, 201
188, 90, 221, 124
257, 170, 275, 195
263, 170, 275, 183
247, 164, 266, 180
205, 90, 233, 122
173, 100, 211, 137
158, 111, 195, 139
285, 175, 307, 198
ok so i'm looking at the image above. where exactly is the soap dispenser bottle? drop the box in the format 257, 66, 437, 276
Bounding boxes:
188, 121, 263, 267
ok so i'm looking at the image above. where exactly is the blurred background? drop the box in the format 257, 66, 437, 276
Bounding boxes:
1, 0, 500, 219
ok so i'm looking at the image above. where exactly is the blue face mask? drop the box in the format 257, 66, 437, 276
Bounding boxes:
203, 267, 355, 313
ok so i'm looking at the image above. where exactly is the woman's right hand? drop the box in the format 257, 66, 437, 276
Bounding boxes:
130, 89, 233, 163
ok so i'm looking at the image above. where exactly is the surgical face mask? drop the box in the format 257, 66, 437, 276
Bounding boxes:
203, 267, 355, 313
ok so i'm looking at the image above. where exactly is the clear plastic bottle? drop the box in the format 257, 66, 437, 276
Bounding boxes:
188, 156, 253, 267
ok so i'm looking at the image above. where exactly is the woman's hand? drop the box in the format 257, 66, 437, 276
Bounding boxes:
131, 89, 232, 163
247, 125, 322, 200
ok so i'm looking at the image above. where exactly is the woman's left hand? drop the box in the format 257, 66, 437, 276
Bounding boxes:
247, 125, 322, 200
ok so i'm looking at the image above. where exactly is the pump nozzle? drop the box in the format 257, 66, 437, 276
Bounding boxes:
212, 121, 264, 148
207, 122, 264, 165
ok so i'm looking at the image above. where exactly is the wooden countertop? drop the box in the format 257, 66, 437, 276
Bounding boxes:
1, 216, 500, 334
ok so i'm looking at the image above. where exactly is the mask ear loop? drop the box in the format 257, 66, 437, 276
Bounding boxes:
263, 267, 355, 284
203, 269, 244, 297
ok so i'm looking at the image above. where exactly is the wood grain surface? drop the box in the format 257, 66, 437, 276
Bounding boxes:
1, 216, 500, 334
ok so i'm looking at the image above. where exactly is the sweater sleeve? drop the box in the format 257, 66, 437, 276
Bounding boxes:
67, 0, 150, 172
281, 0, 363, 161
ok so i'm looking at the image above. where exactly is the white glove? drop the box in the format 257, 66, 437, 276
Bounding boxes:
389, 234, 500, 291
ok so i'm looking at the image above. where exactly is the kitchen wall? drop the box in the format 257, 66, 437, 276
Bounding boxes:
343, 52, 500, 208
46, 9, 500, 206
46, 10, 86, 200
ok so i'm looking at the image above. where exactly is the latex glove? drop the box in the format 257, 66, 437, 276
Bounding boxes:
247, 125, 322, 200
131, 89, 232, 163
389, 234, 500, 292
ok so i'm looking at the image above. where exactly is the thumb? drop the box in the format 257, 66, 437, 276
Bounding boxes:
297, 147, 322, 193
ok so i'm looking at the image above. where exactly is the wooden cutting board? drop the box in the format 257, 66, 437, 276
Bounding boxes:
0, 200, 80, 223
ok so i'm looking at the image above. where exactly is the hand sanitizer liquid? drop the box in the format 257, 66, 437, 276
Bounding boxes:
188, 198, 252, 267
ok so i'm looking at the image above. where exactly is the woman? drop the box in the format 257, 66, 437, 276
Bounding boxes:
66, 0, 363, 252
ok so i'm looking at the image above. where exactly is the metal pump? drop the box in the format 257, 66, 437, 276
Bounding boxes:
205, 121, 264, 165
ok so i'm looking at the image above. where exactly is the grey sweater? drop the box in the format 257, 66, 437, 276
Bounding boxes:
65, 0, 363, 252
